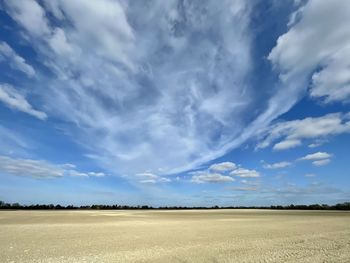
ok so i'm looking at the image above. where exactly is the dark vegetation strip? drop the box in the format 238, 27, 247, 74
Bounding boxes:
1, 201, 349, 210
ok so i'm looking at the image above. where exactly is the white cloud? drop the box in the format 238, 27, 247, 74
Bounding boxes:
230, 168, 260, 178
0, 42, 35, 77
158, 177, 171, 183
263, 161, 291, 169
135, 172, 171, 184
67, 170, 106, 177
136, 172, 158, 180
86, 172, 105, 177
299, 152, 332, 167
269, 0, 350, 102
48, 28, 74, 55
41, 1, 64, 20
191, 161, 260, 182
0, 155, 105, 179
0, 84, 47, 120
209, 162, 236, 172
238, 182, 342, 197
308, 143, 319, 148
0, 155, 63, 179
3, 0, 51, 37
308, 139, 326, 148
312, 159, 330, 167
2, 1, 314, 177
57, 0, 135, 68
273, 139, 301, 150
257, 112, 350, 150
299, 152, 332, 161
191, 172, 235, 184
2, 0, 261, 176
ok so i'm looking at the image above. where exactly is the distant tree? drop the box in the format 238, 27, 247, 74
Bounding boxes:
0, 201, 350, 210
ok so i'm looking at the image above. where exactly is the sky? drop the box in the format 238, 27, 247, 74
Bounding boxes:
0, 0, 349, 207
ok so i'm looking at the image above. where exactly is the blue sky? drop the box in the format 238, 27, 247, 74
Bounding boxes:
0, 0, 349, 206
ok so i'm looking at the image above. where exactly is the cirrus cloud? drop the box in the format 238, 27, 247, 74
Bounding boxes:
3, 0, 345, 179
0, 84, 47, 120
0, 42, 35, 77
2, 0, 267, 176
0, 155, 105, 179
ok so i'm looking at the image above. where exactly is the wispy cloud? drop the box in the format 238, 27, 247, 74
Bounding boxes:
0, 125, 29, 151
191, 172, 235, 184
0, 84, 47, 120
257, 112, 350, 150
0, 1, 309, 177
228, 186, 258, 192
299, 152, 332, 166
299, 152, 332, 161
135, 172, 171, 184
0, 41, 35, 77
230, 168, 260, 178
262, 161, 292, 169
2, 0, 348, 183
209, 162, 236, 172
0, 155, 105, 179
3, 0, 51, 37
312, 159, 331, 167
228, 182, 343, 198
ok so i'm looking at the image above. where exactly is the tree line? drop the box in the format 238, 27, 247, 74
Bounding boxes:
1, 201, 349, 210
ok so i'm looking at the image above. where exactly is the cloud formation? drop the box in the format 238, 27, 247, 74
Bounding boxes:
0, 155, 105, 179
0, 84, 47, 120
263, 161, 291, 169
135, 172, 171, 184
2, 0, 348, 179
257, 112, 350, 150
230, 168, 260, 178
0, 0, 310, 177
191, 172, 235, 184
0, 42, 35, 77
299, 152, 332, 161
190, 161, 260, 183
299, 152, 332, 166
269, 0, 350, 102
209, 162, 237, 172
312, 159, 330, 167
226, 182, 343, 201
3, 0, 51, 37
0, 125, 29, 153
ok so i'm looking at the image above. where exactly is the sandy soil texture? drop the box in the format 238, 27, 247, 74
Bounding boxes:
0, 209, 349, 262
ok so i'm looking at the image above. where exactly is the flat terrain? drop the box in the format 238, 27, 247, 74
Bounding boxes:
0, 210, 349, 262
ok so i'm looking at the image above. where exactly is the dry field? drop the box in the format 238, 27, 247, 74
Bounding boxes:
0, 209, 349, 262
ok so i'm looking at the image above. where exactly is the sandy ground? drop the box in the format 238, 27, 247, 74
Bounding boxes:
0, 209, 349, 262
